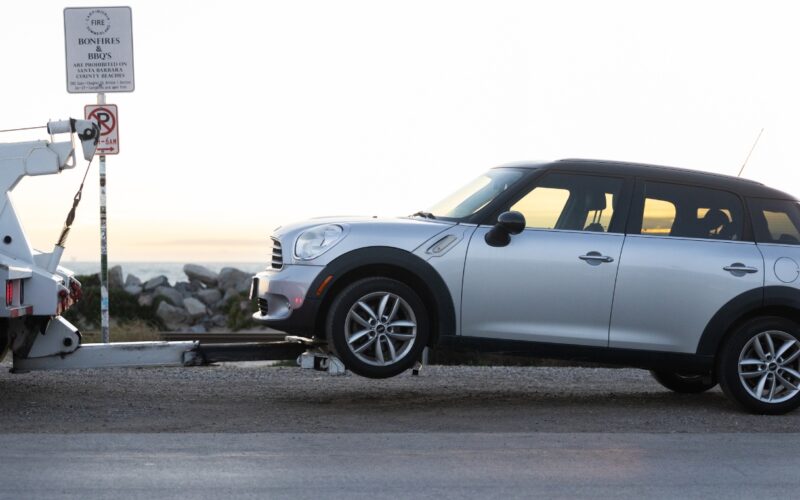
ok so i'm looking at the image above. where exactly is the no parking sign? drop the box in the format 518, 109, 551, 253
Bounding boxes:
84, 104, 119, 154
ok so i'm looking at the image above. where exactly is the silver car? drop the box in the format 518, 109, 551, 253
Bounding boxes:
252, 159, 800, 414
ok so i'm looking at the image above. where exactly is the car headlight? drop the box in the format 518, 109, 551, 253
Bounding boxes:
294, 224, 345, 260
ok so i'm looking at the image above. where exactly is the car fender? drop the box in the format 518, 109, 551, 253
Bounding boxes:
308, 246, 457, 344
696, 286, 800, 356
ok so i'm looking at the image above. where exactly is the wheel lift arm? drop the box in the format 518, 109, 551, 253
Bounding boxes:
12, 330, 325, 373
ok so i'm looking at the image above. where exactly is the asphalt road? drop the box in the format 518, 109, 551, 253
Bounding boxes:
1, 363, 799, 498
1, 432, 797, 500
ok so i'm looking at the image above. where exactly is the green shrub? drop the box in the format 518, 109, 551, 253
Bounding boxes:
63, 274, 165, 331
225, 292, 257, 332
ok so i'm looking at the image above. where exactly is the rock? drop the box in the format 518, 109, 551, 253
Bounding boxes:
188, 278, 206, 290
196, 288, 222, 306
155, 286, 184, 307
109, 265, 124, 289
221, 288, 239, 305
174, 281, 196, 298
138, 293, 154, 307
183, 297, 208, 321
124, 285, 143, 295
183, 264, 218, 287
156, 301, 187, 328
218, 267, 250, 291
143, 275, 169, 291
211, 314, 227, 327
125, 273, 142, 287
187, 324, 207, 334
236, 275, 253, 294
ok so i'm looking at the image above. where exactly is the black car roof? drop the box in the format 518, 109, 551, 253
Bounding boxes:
501, 158, 796, 200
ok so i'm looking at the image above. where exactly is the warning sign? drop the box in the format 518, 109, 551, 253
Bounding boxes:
64, 7, 135, 93
85, 104, 120, 155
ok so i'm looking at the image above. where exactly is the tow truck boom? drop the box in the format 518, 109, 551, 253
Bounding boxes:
0, 119, 341, 375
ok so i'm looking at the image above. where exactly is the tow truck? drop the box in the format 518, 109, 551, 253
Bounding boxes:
0, 119, 346, 374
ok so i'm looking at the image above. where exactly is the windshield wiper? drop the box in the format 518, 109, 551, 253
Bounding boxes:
411, 211, 436, 219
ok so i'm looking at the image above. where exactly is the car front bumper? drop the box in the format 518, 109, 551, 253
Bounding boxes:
250, 265, 324, 335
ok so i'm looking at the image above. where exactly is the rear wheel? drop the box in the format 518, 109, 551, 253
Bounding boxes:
326, 277, 429, 379
718, 316, 800, 414
650, 370, 717, 394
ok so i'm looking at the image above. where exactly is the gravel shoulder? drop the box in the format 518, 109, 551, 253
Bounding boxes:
1, 362, 798, 433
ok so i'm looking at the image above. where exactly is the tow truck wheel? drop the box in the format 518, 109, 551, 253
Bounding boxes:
0, 320, 8, 362
326, 277, 429, 379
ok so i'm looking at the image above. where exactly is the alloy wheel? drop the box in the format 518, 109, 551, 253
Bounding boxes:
738, 330, 800, 404
344, 291, 417, 366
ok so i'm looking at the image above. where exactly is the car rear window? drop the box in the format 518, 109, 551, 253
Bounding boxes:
637, 182, 744, 241
749, 198, 800, 245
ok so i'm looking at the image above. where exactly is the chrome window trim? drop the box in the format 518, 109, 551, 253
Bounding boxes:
512, 227, 625, 237
623, 233, 757, 245
754, 241, 800, 249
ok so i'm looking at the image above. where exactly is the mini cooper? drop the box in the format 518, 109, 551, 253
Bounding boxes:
252, 159, 800, 414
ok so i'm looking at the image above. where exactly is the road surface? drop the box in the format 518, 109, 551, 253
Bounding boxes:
1, 364, 797, 498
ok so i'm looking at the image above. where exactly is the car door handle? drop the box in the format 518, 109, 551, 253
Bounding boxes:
723, 263, 759, 274
579, 252, 614, 263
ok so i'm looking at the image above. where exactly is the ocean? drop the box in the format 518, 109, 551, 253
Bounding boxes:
65, 262, 266, 286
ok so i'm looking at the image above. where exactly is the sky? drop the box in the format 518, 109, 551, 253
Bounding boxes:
1, 0, 800, 263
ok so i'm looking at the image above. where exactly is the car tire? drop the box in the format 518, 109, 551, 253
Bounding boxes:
717, 316, 800, 415
650, 370, 717, 394
0, 320, 8, 362
326, 277, 429, 379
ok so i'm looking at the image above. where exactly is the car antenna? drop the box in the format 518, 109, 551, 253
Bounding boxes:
737, 127, 764, 177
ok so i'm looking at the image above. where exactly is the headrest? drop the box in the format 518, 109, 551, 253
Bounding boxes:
701, 209, 730, 230
584, 191, 607, 211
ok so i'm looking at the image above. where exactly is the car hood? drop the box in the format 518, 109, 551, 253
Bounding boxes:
273, 216, 458, 265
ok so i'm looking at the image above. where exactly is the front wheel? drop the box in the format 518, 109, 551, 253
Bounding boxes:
326, 277, 429, 379
650, 370, 717, 394
718, 316, 800, 414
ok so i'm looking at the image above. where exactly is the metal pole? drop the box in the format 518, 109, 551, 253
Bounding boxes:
97, 92, 110, 344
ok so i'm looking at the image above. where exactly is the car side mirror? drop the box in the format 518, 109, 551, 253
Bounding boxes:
485, 211, 526, 247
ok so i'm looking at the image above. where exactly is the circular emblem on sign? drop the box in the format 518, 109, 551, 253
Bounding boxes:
85, 9, 111, 35
87, 107, 116, 136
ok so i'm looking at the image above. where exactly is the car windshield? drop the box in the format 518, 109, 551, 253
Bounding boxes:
426, 168, 525, 219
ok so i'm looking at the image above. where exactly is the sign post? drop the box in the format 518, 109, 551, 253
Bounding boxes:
65, 7, 134, 344
97, 93, 109, 343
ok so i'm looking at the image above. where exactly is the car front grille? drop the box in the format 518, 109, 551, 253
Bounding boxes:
270, 238, 283, 270
258, 298, 269, 316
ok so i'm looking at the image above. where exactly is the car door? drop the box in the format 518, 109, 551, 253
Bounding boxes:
748, 197, 800, 302
609, 180, 764, 353
460, 172, 630, 346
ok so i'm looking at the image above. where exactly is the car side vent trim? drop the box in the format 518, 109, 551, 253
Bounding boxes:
271, 238, 283, 270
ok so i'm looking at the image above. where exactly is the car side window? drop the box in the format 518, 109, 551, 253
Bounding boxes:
510, 173, 624, 232
749, 198, 800, 245
510, 186, 570, 229
637, 182, 743, 241
641, 198, 676, 235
